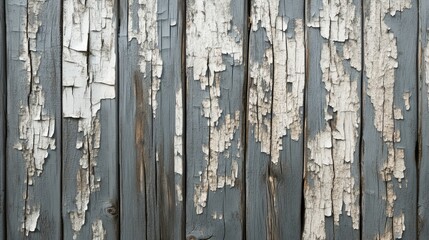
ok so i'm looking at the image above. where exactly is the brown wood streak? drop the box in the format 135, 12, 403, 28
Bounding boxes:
134, 72, 146, 194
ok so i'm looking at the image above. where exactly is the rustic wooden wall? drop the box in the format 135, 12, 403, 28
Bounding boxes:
0, 0, 427, 239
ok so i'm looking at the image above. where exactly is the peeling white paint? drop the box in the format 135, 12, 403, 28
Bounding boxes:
174, 88, 183, 175
304, 1, 361, 238
364, 0, 411, 237
23, 205, 40, 236
91, 220, 105, 240
187, 0, 243, 215
425, 40, 429, 110
249, 0, 305, 164
393, 212, 406, 239
14, 0, 56, 234
63, 0, 116, 237
128, 0, 162, 118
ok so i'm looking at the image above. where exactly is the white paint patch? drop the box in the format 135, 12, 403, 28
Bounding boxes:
393, 212, 406, 239
304, 1, 361, 238
425, 41, 429, 110
174, 88, 183, 175
364, 0, 411, 237
91, 220, 106, 240
249, 0, 305, 164
15, 0, 56, 234
187, 0, 243, 214
63, 0, 116, 237
128, 0, 162, 118
23, 205, 40, 236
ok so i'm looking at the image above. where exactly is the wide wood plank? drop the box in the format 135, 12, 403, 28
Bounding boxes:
62, 0, 119, 239
5, 0, 62, 238
118, 0, 185, 239
0, 0, 6, 238
185, 0, 247, 239
303, 0, 362, 239
419, 0, 429, 237
245, 0, 305, 239
362, 0, 418, 239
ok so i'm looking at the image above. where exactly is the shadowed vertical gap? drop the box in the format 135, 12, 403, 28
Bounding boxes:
115, 0, 121, 238
181, 0, 187, 238
416, 0, 421, 238
243, 0, 251, 238
59, 0, 64, 237
359, 0, 365, 238
301, 0, 308, 236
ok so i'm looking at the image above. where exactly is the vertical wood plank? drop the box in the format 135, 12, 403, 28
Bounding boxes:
419, 0, 429, 236
245, 0, 305, 239
362, 0, 418, 239
304, 0, 362, 239
185, 0, 247, 239
5, 0, 62, 238
119, 0, 185, 238
62, 0, 119, 239
0, 0, 6, 237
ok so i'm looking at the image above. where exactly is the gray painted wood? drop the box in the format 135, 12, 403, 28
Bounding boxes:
0, 0, 5, 238
304, 0, 362, 239
5, 0, 62, 238
185, 0, 246, 239
362, 0, 418, 239
419, 0, 429, 237
119, 0, 185, 239
61, 0, 119, 239
245, 1, 304, 239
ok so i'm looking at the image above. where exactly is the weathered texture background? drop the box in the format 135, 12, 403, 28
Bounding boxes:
0, 0, 427, 239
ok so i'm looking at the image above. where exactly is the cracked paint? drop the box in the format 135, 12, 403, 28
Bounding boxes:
14, 0, 55, 235
187, 0, 243, 215
91, 220, 105, 240
63, 0, 116, 237
249, 0, 305, 164
304, 1, 361, 238
128, 0, 162, 118
364, 0, 411, 237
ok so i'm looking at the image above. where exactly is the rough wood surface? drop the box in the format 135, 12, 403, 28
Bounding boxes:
185, 0, 247, 239
62, 0, 119, 239
5, 0, 62, 238
362, 0, 418, 239
118, 0, 184, 239
246, 0, 305, 239
0, 0, 6, 238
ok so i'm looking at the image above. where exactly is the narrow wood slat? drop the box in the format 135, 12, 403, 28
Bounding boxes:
62, 0, 119, 239
185, 0, 247, 238
245, 0, 305, 239
0, 0, 6, 238
362, 0, 418, 239
118, 0, 185, 238
304, 0, 362, 239
419, 0, 429, 236
5, 0, 62, 238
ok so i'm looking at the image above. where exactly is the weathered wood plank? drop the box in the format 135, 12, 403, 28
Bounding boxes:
5, 0, 62, 238
62, 0, 119, 239
118, 0, 185, 238
362, 0, 418, 239
419, 0, 429, 237
0, 0, 6, 238
304, 0, 362, 239
245, 0, 305, 239
185, 0, 247, 239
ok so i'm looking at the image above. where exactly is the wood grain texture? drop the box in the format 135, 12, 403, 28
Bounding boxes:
362, 0, 418, 239
246, 0, 305, 239
118, 0, 185, 238
5, 0, 62, 238
0, 0, 6, 238
185, 0, 247, 239
62, 0, 119, 239
419, 0, 429, 237
304, 0, 362, 239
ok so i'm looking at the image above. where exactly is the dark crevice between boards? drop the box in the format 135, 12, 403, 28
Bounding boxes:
359, 0, 365, 238
180, 0, 187, 238
301, 0, 308, 236
59, 0, 64, 237
114, 0, 120, 238
243, 0, 251, 238
416, 0, 421, 237
1, 0, 6, 238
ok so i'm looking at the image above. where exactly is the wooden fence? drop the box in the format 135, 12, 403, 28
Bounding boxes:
0, 0, 428, 239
